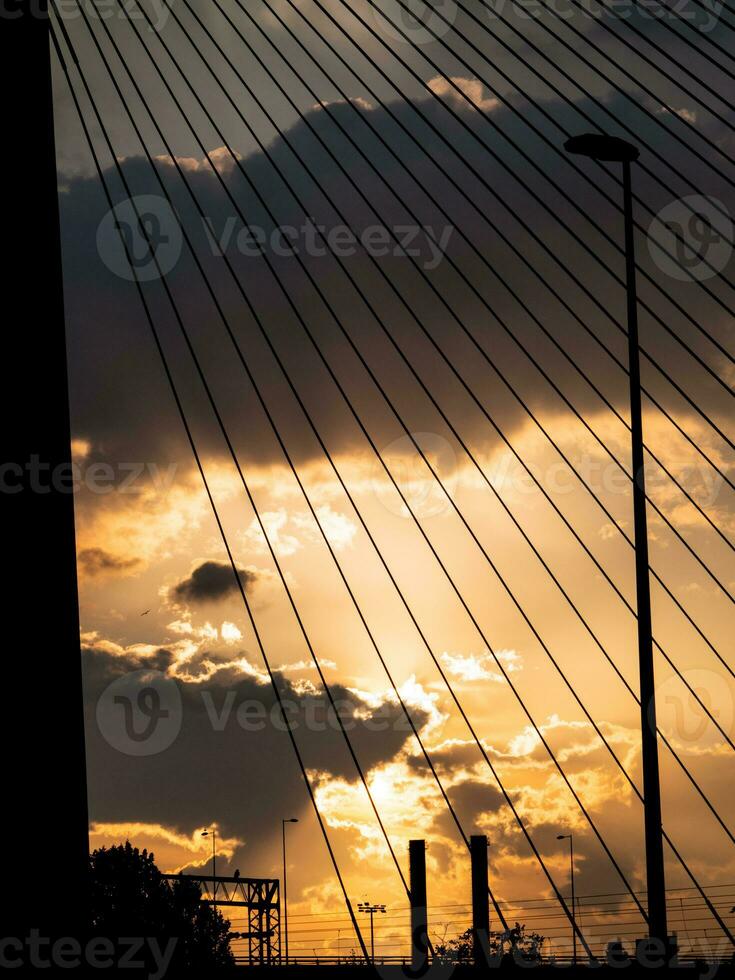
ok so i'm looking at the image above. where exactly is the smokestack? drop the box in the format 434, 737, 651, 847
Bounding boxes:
471, 835, 490, 966
409, 839, 428, 973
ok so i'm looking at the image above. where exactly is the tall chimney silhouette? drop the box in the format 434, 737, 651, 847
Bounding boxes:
471, 835, 490, 966
409, 839, 428, 973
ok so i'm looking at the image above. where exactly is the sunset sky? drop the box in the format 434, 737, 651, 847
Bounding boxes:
53, 0, 734, 959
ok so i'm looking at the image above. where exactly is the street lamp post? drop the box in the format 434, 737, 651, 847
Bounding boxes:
201, 828, 216, 910
563, 133, 668, 950
282, 818, 299, 964
357, 902, 386, 963
557, 834, 576, 964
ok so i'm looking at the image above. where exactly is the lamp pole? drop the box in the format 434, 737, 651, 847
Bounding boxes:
282, 818, 299, 964
557, 834, 576, 964
358, 902, 386, 963
564, 133, 667, 949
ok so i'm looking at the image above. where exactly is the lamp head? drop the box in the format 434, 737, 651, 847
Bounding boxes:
564, 133, 639, 162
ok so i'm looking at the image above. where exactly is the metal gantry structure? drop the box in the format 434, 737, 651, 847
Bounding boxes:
162, 874, 281, 965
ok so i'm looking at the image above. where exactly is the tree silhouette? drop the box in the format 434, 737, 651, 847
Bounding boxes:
434, 923, 545, 965
89, 841, 233, 968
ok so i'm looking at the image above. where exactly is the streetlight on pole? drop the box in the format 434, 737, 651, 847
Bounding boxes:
282, 818, 299, 965
563, 133, 668, 951
201, 828, 216, 910
557, 834, 576, 964
357, 902, 386, 963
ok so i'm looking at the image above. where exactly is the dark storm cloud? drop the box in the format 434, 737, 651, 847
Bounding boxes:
171, 560, 258, 604
428, 777, 506, 841
83, 639, 431, 876
59, 75, 734, 484
408, 738, 486, 772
